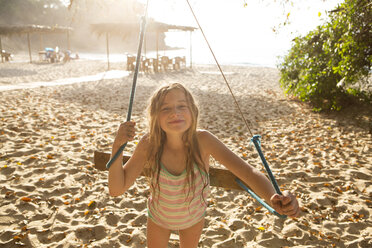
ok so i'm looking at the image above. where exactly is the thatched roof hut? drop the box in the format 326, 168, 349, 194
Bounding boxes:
0, 25, 72, 36
0, 25, 73, 63
90, 21, 197, 69
90, 21, 196, 36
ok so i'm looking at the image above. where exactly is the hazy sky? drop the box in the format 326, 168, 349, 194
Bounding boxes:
140, 0, 342, 66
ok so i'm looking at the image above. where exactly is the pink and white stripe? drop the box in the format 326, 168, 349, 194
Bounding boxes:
148, 163, 210, 230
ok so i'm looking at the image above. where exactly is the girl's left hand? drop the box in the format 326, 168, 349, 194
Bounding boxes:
270, 190, 300, 218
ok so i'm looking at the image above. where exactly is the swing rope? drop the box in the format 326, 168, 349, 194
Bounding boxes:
106, 0, 149, 170
185, 0, 286, 218
185, 0, 253, 138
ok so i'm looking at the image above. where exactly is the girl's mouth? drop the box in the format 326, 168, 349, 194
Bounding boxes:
169, 120, 184, 124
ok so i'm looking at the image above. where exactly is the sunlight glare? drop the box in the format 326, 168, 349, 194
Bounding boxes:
138, 0, 343, 66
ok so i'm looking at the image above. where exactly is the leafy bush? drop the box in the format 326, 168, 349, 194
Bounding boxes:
278, 0, 371, 111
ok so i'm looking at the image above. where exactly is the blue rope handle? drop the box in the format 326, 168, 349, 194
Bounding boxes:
235, 178, 286, 218
251, 135, 282, 194
106, 16, 147, 169
236, 135, 287, 218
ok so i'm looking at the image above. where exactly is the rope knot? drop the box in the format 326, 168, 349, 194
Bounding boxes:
250, 135, 261, 147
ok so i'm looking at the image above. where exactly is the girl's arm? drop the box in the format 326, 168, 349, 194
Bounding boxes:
108, 122, 148, 196
199, 130, 299, 217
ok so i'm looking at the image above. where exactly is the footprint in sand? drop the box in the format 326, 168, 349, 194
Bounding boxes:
121, 212, 137, 223
105, 213, 119, 226
74, 225, 107, 241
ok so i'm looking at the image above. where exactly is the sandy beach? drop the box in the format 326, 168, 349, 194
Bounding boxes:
0, 57, 371, 247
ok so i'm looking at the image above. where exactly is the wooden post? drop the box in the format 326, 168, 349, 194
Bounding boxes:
144, 32, 147, 57
106, 32, 110, 70
0, 36, 3, 63
38, 34, 43, 62
156, 31, 159, 62
189, 31, 193, 69
39, 33, 42, 51
27, 33, 32, 63
67, 30, 70, 51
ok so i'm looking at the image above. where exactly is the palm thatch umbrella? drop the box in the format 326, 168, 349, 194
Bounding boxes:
0, 24, 73, 63
91, 21, 197, 70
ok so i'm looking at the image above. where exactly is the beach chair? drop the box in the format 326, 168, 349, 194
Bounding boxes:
43, 47, 59, 63
151, 58, 159, 73
160, 56, 171, 72
180, 56, 186, 68
127, 55, 136, 71
172, 56, 184, 70
38, 51, 47, 61
141, 57, 150, 73
1, 50, 12, 62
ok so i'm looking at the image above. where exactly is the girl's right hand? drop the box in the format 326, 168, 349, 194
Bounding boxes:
114, 121, 136, 146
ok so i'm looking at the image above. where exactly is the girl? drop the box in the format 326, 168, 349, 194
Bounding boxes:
108, 83, 300, 248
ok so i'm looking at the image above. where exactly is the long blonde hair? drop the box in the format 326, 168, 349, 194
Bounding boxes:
146, 83, 209, 202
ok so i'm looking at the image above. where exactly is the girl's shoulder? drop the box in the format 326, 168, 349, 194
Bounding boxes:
196, 129, 219, 148
196, 129, 212, 139
197, 129, 217, 137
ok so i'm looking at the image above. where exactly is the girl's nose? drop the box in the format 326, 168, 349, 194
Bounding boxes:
170, 107, 180, 116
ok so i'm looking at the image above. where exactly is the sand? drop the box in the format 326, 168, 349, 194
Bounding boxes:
0, 57, 371, 248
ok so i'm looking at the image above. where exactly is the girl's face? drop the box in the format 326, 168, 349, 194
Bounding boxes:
158, 89, 192, 135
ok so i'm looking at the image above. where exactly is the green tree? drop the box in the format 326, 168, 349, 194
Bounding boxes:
278, 0, 371, 111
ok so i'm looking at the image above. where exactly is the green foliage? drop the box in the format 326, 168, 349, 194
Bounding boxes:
278, 0, 371, 111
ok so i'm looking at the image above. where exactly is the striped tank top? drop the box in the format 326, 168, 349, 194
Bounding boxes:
147, 162, 210, 230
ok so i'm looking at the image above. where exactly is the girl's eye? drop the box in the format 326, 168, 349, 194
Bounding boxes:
161, 107, 170, 112
178, 105, 187, 109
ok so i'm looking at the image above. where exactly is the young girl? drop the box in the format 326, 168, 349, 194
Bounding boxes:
108, 83, 300, 248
